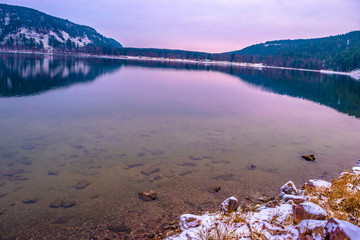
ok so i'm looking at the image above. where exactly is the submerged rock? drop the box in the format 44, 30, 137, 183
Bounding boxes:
302, 154, 316, 161
220, 196, 239, 214
139, 190, 156, 201
141, 167, 160, 176
49, 199, 63, 208
62, 199, 76, 208
75, 180, 90, 189
22, 197, 38, 204
207, 186, 221, 193
179, 214, 202, 230
48, 170, 60, 176
108, 223, 132, 234
214, 173, 234, 181
3, 168, 25, 177
189, 155, 202, 161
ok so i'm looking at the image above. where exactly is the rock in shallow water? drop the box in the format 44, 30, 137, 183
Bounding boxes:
75, 180, 90, 189
62, 199, 76, 208
139, 190, 156, 201
108, 223, 132, 234
49, 199, 63, 208
48, 170, 60, 176
141, 167, 160, 176
302, 154, 316, 161
22, 197, 38, 204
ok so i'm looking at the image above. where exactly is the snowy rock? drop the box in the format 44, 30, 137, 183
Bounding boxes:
352, 160, 360, 172
297, 220, 326, 239
325, 218, 360, 240
293, 202, 327, 222
220, 196, 239, 214
280, 181, 298, 197
282, 194, 305, 204
304, 179, 331, 189
179, 214, 202, 230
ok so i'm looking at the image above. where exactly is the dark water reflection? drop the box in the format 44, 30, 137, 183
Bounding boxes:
1, 54, 360, 119
0, 53, 360, 238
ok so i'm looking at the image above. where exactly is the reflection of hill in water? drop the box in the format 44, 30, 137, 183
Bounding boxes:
1, 54, 360, 118
0, 54, 122, 97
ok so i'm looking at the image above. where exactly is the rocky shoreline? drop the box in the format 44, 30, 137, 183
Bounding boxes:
165, 161, 360, 239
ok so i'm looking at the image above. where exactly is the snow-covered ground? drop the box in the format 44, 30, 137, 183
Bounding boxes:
166, 163, 360, 240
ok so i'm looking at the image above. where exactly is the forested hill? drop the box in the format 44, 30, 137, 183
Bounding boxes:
0, 4, 122, 51
229, 31, 360, 71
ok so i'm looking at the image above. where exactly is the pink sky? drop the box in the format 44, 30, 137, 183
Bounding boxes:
2, 0, 360, 52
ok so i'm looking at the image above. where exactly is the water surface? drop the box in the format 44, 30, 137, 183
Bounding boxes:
0, 54, 360, 238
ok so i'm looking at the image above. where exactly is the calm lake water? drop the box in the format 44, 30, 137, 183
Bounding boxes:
0, 53, 360, 238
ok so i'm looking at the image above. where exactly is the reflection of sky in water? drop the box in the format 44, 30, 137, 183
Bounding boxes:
1, 55, 360, 237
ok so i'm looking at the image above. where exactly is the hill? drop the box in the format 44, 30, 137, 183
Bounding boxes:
0, 4, 122, 51
229, 31, 360, 71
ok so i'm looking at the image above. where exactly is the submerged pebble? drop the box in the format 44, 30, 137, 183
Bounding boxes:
141, 167, 160, 176
75, 180, 90, 189
108, 223, 132, 234
49, 199, 63, 208
139, 190, 156, 201
62, 199, 76, 208
48, 170, 60, 175
214, 173, 234, 181
22, 197, 38, 204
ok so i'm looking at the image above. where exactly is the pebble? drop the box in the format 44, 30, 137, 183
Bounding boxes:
49, 199, 63, 208
108, 223, 132, 234
179, 170, 192, 176
141, 167, 160, 176
62, 199, 76, 208
150, 149, 165, 156
22, 197, 38, 204
163, 171, 175, 178
207, 186, 221, 193
189, 155, 202, 161
247, 164, 257, 170
48, 170, 60, 176
124, 162, 144, 169
0, 194, 7, 199
3, 168, 25, 177
139, 190, 156, 201
302, 154, 316, 161
75, 180, 90, 189
214, 173, 234, 181
177, 162, 197, 167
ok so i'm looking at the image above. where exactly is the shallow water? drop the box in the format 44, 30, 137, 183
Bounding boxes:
0, 54, 360, 238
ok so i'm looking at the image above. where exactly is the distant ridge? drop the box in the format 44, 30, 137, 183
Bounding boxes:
0, 3, 358, 72
228, 31, 360, 71
0, 3, 122, 51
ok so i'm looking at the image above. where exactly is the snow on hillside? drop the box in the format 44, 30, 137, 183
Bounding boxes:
0, 27, 94, 51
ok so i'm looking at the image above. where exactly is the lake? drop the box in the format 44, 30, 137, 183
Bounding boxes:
0, 53, 360, 238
